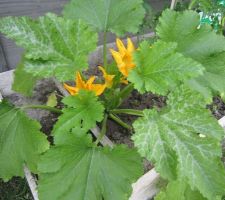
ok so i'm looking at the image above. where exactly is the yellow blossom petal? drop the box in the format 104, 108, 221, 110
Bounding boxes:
64, 83, 79, 95
75, 72, 85, 88
127, 38, 135, 53
116, 38, 126, 56
110, 49, 123, 65
64, 71, 106, 96
119, 64, 129, 77
120, 77, 129, 85
86, 76, 96, 85
90, 84, 106, 96
99, 66, 115, 88
110, 38, 136, 78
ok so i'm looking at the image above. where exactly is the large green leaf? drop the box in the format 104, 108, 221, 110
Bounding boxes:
156, 9, 225, 60
128, 40, 204, 95
156, 9, 225, 99
0, 101, 49, 181
53, 91, 104, 143
38, 132, 143, 200
63, 0, 145, 36
155, 180, 207, 200
132, 86, 225, 199
0, 13, 97, 81
12, 56, 39, 96
187, 52, 225, 100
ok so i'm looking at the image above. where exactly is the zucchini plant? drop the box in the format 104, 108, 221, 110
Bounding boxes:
0, 0, 225, 199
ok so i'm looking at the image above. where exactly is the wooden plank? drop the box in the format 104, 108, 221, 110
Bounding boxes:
0, 39, 9, 72
0, 36, 23, 70
0, 0, 69, 70
0, 0, 68, 17
0, 70, 14, 95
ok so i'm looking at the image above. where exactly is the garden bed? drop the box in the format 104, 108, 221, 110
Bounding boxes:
0, 72, 160, 200
0, 35, 161, 200
0, 0, 225, 199
1, 64, 225, 200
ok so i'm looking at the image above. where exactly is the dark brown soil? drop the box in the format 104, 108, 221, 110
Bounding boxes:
0, 177, 32, 200
208, 96, 225, 120
105, 90, 166, 172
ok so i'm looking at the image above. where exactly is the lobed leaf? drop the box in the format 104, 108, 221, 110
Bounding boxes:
12, 56, 39, 96
155, 180, 207, 200
0, 13, 97, 81
187, 52, 225, 100
52, 90, 104, 143
156, 9, 225, 99
132, 86, 225, 199
38, 132, 143, 200
63, 0, 145, 36
156, 9, 225, 60
0, 101, 49, 181
128, 40, 204, 95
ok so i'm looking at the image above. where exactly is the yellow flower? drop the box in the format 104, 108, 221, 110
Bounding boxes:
98, 66, 115, 88
110, 38, 136, 78
64, 72, 106, 96
120, 77, 128, 85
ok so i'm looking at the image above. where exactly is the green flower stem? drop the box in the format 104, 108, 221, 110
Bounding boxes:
109, 113, 132, 130
95, 114, 108, 145
21, 105, 62, 114
117, 83, 134, 103
110, 109, 144, 117
103, 31, 108, 69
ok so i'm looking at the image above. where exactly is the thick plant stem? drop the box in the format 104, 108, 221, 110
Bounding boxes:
117, 83, 134, 102
109, 113, 132, 130
95, 114, 108, 145
21, 105, 62, 114
110, 109, 144, 117
103, 31, 108, 69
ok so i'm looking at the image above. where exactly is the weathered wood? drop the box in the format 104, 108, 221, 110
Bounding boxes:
130, 169, 160, 200
0, 39, 9, 72
0, 70, 14, 96
23, 166, 39, 200
0, 0, 69, 70
0, 0, 68, 17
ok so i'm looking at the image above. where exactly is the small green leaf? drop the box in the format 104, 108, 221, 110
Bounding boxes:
128, 40, 204, 95
53, 90, 104, 142
12, 57, 39, 96
132, 86, 225, 199
38, 132, 143, 200
63, 0, 145, 36
46, 92, 57, 107
0, 101, 49, 181
0, 13, 97, 81
155, 180, 207, 200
